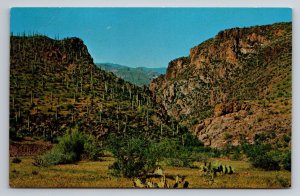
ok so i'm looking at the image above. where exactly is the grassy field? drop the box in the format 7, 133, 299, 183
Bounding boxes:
9, 156, 291, 188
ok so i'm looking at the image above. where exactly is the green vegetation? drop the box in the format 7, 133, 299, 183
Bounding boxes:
10, 156, 291, 188
106, 131, 221, 177
12, 157, 22, 164
9, 35, 188, 145
34, 127, 101, 166
107, 135, 159, 177
242, 143, 291, 171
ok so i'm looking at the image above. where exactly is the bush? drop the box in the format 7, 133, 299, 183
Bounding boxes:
191, 118, 198, 125
159, 141, 192, 167
282, 150, 291, 171
107, 132, 215, 177
107, 135, 160, 177
243, 143, 290, 171
12, 157, 22, 164
251, 151, 281, 171
181, 132, 204, 148
34, 127, 101, 166
276, 176, 290, 187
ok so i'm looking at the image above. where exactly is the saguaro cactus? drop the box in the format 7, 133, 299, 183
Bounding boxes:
80, 76, 83, 96
129, 88, 132, 99
105, 81, 108, 93
99, 110, 102, 123
50, 91, 53, 104
15, 113, 18, 123
146, 109, 149, 127
27, 115, 30, 132
30, 91, 33, 104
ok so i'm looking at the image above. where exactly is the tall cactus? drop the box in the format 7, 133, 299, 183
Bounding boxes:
123, 115, 128, 133
131, 99, 134, 110
129, 88, 132, 99
73, 92, 76, 103
99, 110, 102, 123
50, 91, 53, 104
146, 109, 149, 127
80, 76, 83, 96
30, 91, 33, 104
76, 80, 79, 93
87, 105, 90, 115
55, 108, 58, 120
71, 109, 74, 122
105, 81, 108, 93
15, 112, 18, 123
27, 115, 30, 132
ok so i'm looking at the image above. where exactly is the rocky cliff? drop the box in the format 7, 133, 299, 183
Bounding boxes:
150, 22, 292, 148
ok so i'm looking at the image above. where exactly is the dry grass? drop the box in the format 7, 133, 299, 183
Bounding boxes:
9, 156, 290, 188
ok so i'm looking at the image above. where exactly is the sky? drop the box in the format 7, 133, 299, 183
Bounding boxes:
10, 8, 292, 68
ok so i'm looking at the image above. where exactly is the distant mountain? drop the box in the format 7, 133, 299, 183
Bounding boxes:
96, 63, 166, 86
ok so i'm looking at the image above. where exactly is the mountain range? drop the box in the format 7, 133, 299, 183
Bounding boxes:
96, 63, 166, 86
9, 36, 189, 145
10, 22, 292, 149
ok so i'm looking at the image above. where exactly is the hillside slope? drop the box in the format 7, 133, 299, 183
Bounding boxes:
150, 22, 292, 147
96, 63, 166, 86
10, 35, 189, 143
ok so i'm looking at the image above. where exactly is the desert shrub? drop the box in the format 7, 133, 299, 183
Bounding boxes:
221, 144, 243, 160
276, 176, 290, 187
107, 134, 161, 177
234, 115, 241, 120
167, 157, 190, 167
242, 143, 277, 170
9, 128, 22, 141
283, 134, 291, 143
254, 132, 268, 143
182, 132, 204, 148
32, 170, 39, 175
252, 151, 281, 171
34, 127, 101, 166
224, 132, 233, 141
191, 118, 198, 125
12, 157, 21, 164
151, 138, 207, 168
67, 104, 75, 110
9, 128, 17, 140
107, 133, 206, 177
243, 143, 290, 171
282, 150, 291, 171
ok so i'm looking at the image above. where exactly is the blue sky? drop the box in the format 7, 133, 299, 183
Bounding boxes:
11, 8, 292, 68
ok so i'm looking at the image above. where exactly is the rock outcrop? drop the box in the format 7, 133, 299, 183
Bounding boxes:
150, 22, 292, 147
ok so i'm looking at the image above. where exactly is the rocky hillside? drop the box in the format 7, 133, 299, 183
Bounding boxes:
96, 63, 166, 87
10, 35, 190, 143
150, 22, 292, 148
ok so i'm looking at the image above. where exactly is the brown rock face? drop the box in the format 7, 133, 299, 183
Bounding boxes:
214, 102, 251, 117
150, 22, 292, 147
